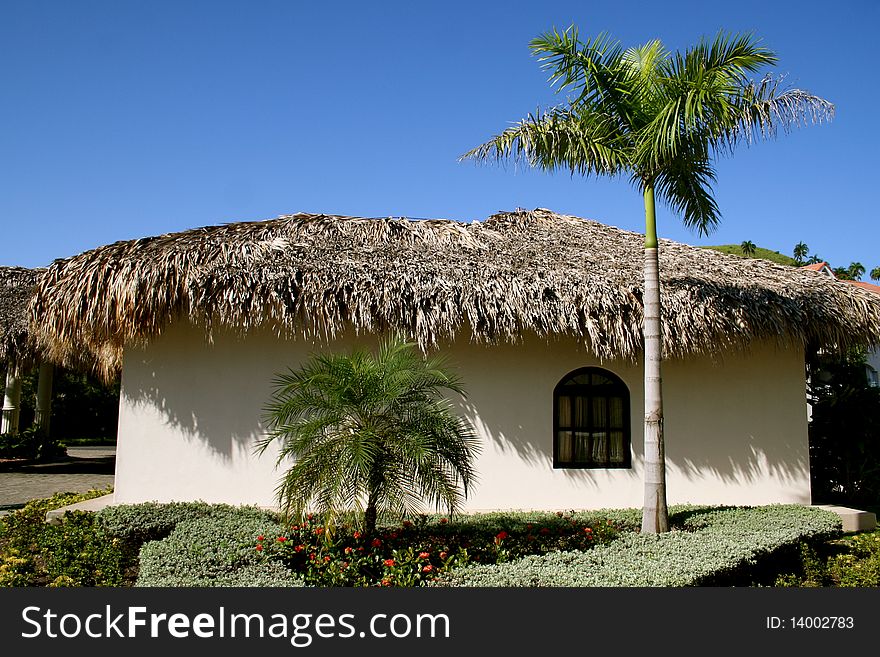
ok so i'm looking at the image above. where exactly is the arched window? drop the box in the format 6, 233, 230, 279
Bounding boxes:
553, 367, 631, 469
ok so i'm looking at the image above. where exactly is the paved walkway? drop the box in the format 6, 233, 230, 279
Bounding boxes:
0, 446, 116, 515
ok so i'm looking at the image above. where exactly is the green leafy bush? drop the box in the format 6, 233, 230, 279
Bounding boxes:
431, 505, 842, 587
828, 531, 880, 586
0, 488, 120, 587
0, 426, 66, 461
777, 529, 880, 587
136, 513, 302, 587
98, 501, 273, 554
39, 511, 124, 586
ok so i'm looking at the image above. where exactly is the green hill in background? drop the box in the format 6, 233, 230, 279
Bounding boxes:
703, 245, 798, 266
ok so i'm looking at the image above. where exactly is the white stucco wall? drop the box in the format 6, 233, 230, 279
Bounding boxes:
114, 322, 811, 510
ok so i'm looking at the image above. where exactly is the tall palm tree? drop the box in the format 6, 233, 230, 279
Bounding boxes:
463, 26, 832, 533
793, 241, 809, 264
847, 262, 865, 281
740, 240, 757, 257
871, 266, 880, 282
257, 337, 479, 536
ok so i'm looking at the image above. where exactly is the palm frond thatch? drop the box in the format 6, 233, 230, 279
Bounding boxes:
1, 266, 43, 363
28, 209, 880, 380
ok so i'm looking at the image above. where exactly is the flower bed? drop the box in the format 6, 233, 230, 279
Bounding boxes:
431, 505, 842, 587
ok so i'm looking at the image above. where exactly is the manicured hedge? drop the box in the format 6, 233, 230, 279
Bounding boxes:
431, 505, 842, 587
98, 501, 275, 552
136, 514, 302, 587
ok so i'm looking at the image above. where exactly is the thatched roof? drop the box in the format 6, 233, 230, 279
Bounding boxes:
1, 266, 42, 363
30, 209, 880, 380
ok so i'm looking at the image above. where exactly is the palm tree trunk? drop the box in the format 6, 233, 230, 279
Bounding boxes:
364, 499, 378, 537
641, 184, 669, 533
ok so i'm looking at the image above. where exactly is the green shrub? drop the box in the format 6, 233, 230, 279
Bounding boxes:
828, 531, 880, 586
39, 511, 123, 586
778, 530, 880, 587
98, 501, 274, 554
431, 505, 842, 587
0, 488, 120, 587
136, 513, 302, 587
0, 426, 66, 461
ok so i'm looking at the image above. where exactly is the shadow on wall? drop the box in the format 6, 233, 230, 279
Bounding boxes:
122, 323, 314, 462
122, 322, 809, 492
449, 335, 809, 491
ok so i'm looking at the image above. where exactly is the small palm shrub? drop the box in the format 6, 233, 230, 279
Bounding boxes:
259, 337, 480, 536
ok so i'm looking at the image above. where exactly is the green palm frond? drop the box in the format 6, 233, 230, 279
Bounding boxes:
713, 75, 835, 153
651, 141, 721, 235
462, 106, 629, 177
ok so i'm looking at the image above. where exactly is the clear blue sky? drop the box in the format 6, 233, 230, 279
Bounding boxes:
2, 0, 877, 274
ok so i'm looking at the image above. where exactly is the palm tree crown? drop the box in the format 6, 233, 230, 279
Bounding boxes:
741, 240, 757, 257
848, 262, 866, 281
463, 26, 832, 533
793, 242, 809, 264
258, 337, 479, 535
871, 266, 880, 282
465, 27, 833, 234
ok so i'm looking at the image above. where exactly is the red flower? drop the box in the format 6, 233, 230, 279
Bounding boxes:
402, 521, 413, 528
439, 551, 448, 560
294, 544, 305, 552
439, 518, 448, 524
257, 535, 264, 541
324, 556, 331, 562
371, 538, 382, 548
584, 527, 593, 533
315, 527, 324, 535
255, 544, 263, 551
418, 551, 430, 559
291, 525, 299, 531
307, 513, 314, 520
381, 578, 391, 587
353, 531, 362, 539
309, 553, 316, 561
556, 511, 564, 518
344, 547, 353, 555
341, 562, 349, 569
422, 564, 434, 573
495, 531, 509, 541
277, 536, 287, 542
390, 532, 399, 539
383, 559, 395, 567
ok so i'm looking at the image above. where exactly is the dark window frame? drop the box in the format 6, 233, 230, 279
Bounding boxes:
552, 367, 632, 469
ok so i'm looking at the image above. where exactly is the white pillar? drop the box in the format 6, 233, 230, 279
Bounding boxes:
35, 362, 54, 433
2, 361, 22, 435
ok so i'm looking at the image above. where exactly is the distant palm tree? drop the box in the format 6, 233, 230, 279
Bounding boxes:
793, 241, 809, 264
463, 26, 832, 533
806, 254, 823, 265
258, 337, 479, 536
741, 240, 757, 257
848, 262, 866, 281
833, 266, 854, 281
871, 266, 880, 282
